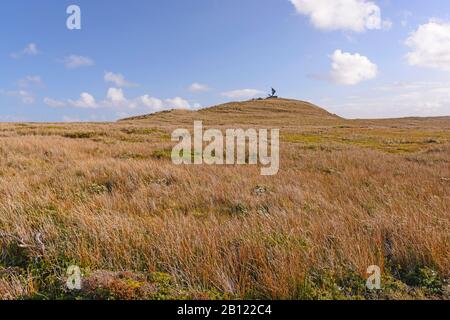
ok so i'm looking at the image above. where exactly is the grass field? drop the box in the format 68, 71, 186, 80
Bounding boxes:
0, 99, 448, 300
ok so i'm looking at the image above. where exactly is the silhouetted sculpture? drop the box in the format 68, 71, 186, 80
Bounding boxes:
267, 88, 278, 99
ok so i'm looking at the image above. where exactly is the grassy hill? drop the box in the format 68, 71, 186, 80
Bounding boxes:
0, 98, 448, 300
120, 98, 343, 127
121, 97, 450, 128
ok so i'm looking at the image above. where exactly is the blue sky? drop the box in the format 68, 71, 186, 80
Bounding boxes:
1, 0, 450, 121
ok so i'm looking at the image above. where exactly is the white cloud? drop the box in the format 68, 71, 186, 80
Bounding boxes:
104, 71, 138, 87
44, 97, 67, 108
103, 87, 138, 109
63, 55, 95, 69
106, 88, 127, 104
68, 92, 99, 108
17, 75, 44, 88
221, 89, 264, 99
10, 43, 39, 59
24, 43, 39, 55
330, 50, 378, 85
327, 81, 450, 118
0, 89, 35, 104
189, 82, 210, 93
139, 95, 164, 111
52, 89, 194, 113
405, 20, 450, 71
290, 0, 389, 32
165, 97, 192, 109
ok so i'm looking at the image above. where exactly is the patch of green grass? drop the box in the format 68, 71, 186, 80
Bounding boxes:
120, 128, 171, 141
283, 129, 449, 154
227, 202, 249, 217
85, 181, 114, 194
43, 126, 67, 130
151, 148, 197, 160
334, 125, 352, 129
151, 149, 172, 160
400, 266, 445, 295
283, 133, 324, 144
263, 233, 309, 249
121, 128, 164, 135
149, 272, 174, 300
0, 243, 31, 269
116, 152, 147, 160
63, 132, 100, 139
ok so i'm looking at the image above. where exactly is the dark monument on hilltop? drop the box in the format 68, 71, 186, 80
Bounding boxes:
267, 88, 278, 99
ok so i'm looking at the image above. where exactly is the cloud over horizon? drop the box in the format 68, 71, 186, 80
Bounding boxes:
327, 81, 450, 118
45, 89, 197, 115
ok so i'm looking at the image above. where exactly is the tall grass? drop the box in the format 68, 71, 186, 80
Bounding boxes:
0, 102, 449, 299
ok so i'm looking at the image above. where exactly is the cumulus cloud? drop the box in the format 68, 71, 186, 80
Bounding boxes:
103, 88, 140, 109
221, 89, 264, 99
63, 55, 95, 69
289, 0, 389, 32
104, 71, 138, 87
48, 89, 195, 113
106, 88, 127, 105
330, 50, 378, 85
165, 97, 192, 109
0, 89, 35, 104
68, 92, 99, 108
405, 20, 450, 71
139, 95, 164, 111
189, 82, 210, 93
10, 43, 39, 59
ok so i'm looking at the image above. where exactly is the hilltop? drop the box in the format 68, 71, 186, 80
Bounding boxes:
119, 98, 343, 127
119, 97, 450, 130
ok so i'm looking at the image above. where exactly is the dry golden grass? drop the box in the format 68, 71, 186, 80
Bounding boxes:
0, 98, 449, 300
